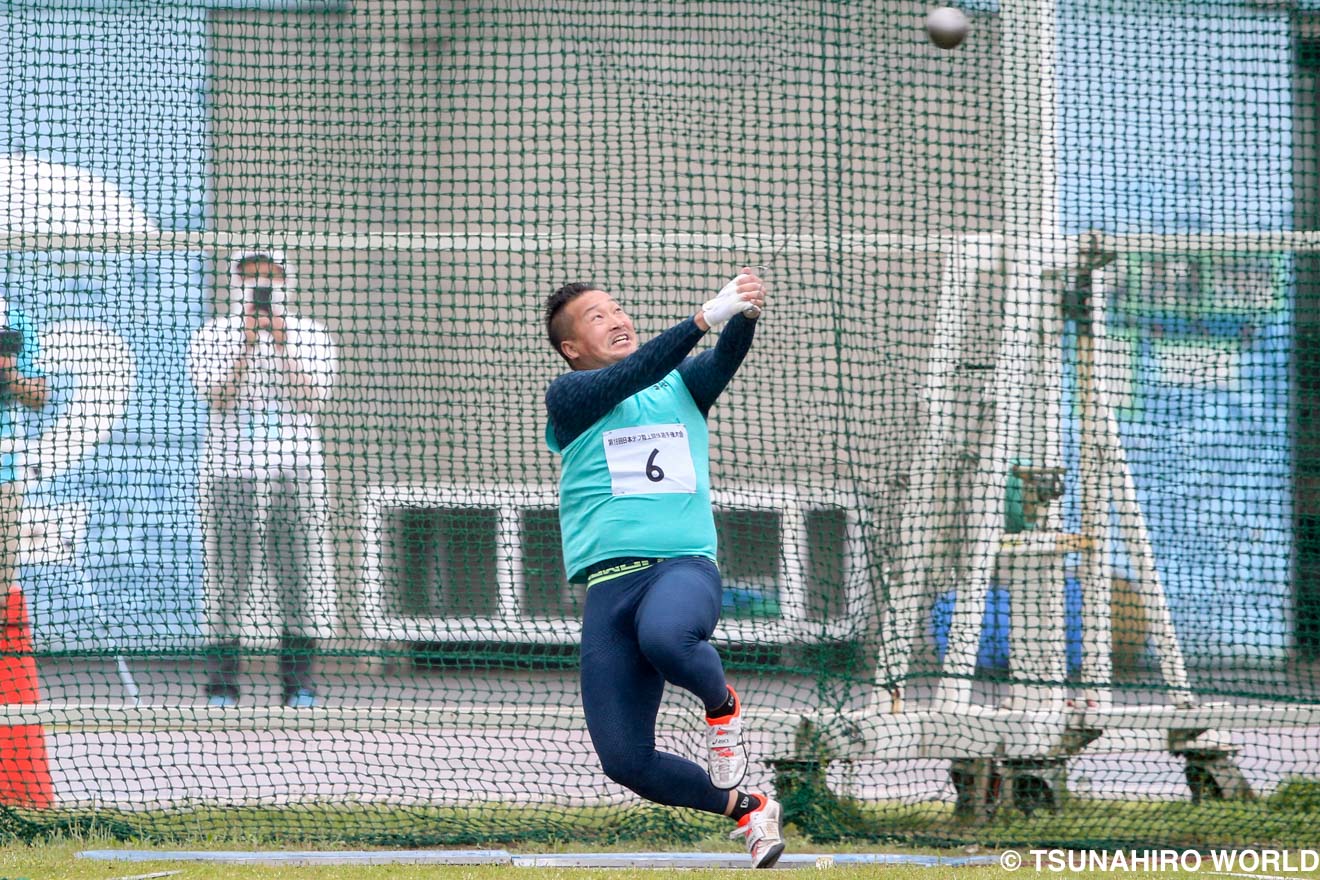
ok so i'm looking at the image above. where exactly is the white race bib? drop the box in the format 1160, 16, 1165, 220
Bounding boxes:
603, 423, 697, 496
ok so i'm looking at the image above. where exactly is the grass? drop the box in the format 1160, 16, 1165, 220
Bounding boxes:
1, 792, 1319, 850
1, 784, 1319, 880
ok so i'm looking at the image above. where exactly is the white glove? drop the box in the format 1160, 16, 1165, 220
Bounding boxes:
701, 274, 759, 328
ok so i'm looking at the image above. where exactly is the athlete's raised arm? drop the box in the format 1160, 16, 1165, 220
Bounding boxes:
678, 312, 758, 416
546, 316, 705, 448
544, 271, 764, 447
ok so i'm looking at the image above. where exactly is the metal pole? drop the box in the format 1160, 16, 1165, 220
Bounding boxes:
871, 236, 996, 712
934, 0, 1064, 711
1086, 281, 1195, 706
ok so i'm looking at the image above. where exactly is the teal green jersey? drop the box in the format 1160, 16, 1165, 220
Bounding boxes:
546, 368, 716, 582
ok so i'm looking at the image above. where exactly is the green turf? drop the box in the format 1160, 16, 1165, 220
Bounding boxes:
3, 792, 1319, 852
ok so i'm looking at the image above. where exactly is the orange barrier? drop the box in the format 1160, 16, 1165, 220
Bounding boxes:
0, 584, 52, 807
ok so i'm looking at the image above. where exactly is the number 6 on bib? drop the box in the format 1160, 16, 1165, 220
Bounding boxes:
603, 424, 697, 495
645, 449, 665, 482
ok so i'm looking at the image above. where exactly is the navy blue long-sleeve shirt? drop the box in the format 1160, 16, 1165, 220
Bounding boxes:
545, 314, 757, 450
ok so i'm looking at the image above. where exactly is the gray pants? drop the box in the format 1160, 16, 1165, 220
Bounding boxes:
199, 472, 337, 697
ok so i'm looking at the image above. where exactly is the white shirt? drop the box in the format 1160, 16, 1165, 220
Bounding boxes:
188, 313, 337, 479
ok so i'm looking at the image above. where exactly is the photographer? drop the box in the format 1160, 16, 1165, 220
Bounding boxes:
187, 251, 339, 708
0, 310, 46, 590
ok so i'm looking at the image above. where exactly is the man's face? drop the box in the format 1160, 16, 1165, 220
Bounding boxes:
559, 288, 638, 370
237, 258, 286, 287
237, 258, 286, 313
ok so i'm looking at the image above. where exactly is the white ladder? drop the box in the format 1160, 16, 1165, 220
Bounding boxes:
874, 235, 1195, 717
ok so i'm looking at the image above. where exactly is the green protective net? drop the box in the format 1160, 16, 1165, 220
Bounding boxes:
0, 0, 1315, 851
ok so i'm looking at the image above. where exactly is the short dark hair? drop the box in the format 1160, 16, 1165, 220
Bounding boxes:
234, 253, 279, 272
234, 253, 285, 279
545, 281, 601, 362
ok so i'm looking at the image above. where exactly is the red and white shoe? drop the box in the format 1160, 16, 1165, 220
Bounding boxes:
705, 685, 747, 789
730, 795, 785, 869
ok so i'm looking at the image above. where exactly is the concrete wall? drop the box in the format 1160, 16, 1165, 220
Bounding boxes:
204, 0, 1009, 634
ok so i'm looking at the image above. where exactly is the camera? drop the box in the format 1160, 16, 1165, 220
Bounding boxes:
251, 286, 274, 312
0, 328, 23, 357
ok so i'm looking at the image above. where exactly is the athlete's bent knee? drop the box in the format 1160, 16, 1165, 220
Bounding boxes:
596, 746, 650, 790
637, 621, 702, 669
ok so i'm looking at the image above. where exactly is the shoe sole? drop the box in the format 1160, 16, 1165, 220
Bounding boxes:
754, 842, 785, 869
709, 741, 749, 790
709, 757, 747, 789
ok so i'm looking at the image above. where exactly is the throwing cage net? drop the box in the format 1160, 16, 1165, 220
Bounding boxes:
0, 0, 1317, 850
